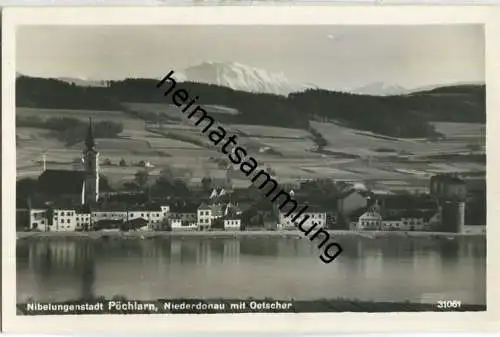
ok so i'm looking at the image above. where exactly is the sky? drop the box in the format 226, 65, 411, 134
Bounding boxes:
16, 24, 484, 91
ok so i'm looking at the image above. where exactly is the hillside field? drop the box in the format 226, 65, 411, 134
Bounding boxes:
16, 104, 486, 192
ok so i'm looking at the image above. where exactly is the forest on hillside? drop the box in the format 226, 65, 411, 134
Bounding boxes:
16, 76, 486, 138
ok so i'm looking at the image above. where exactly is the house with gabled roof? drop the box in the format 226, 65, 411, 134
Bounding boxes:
223, 208, 242, 231
197, 202, 224, 230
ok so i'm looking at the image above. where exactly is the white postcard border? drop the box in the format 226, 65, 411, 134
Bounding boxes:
2, 5, 499, 333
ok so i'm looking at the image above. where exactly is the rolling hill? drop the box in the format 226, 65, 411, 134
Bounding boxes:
16, 75, 485, 138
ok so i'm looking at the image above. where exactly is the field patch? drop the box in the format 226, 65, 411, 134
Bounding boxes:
70, 138, 151, 152
124, 102, 240, 120
17, 107, 145, 131
252, 137, 316, 155
147, 137, 202, 149
432, 122, 485, 139
231, 124, 310, 139
16, 127, 66, 150
310, 121, 482, 158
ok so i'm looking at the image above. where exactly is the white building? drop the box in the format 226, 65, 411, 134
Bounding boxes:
279, 211, 327, 230
124, 205, 170, 230
29, 209, 49, 232
92, 210, 127, 222
381, 220, 403, 231
52, 209, 78, 232
223, 218, 241, 230
170, 218, 198, 231
75, 211, 91, 231
197, 203, 223, 230
356, 209, 383, 231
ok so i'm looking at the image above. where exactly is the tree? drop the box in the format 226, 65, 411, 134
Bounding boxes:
201, 176, 212, 193
212, 218, 224, 230
134, 170, 149, 189
17, 178, 38, 199
172, 179, 190, 197
102, 158, 112, 166
119, 158, 127, 167
158, 166, 176, 182
123, 181, 139, 191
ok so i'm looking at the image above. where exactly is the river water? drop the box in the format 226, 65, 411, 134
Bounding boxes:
16, 236, 486, 305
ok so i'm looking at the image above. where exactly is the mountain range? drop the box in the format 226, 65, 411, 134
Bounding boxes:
25, 61, 481, 97
178, 61, 310, 96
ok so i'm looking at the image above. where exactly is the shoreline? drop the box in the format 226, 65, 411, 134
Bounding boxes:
16, 230, 486, 240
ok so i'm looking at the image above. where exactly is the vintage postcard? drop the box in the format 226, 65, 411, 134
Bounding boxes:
2, 5, 499, 334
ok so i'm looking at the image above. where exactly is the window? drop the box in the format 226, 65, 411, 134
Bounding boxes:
61, 219, 65, 224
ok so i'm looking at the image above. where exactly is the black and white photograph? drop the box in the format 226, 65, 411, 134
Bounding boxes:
2, 5, 498, 334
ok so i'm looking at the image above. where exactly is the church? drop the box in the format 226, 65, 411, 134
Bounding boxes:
37, 118, 100, 206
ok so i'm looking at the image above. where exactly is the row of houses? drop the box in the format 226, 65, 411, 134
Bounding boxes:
21, 176, 463, 233
23, 201, 243, 232
354, 205, 439, 232
276, 206, 440, 232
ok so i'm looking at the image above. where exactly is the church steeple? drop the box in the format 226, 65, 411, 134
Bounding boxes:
82, 117, 99, 206
85, 117, 95, 150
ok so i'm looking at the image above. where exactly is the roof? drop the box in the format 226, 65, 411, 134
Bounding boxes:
399, 209, 437, 222
210, 204, 224, 217
198, 202, 210, 211
338, 189, 364, 200
380, 194, 437, 210
170, 202, 198, 213
38, 170, 85, 195
223, 215, 241, 220
347, 206, 370, 222
359, 211, 382, 221
382, 209, 438, 221
224, 203, 241, 217
126, 218, 148, 225
431, 174, 466, 185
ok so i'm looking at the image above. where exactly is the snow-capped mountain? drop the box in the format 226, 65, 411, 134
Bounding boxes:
180, 61, 311, 96
349, 82, 409, 96
57, 77, 108, 87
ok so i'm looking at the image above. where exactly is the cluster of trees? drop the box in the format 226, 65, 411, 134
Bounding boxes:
289, 90, 441, 138
16, 115, 123, 145
16, 175, 113, 208
16, 76, 120, 110
124, 166, 193, 198
16, 75, 485, 139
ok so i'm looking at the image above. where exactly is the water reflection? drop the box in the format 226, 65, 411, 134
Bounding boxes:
16, 236, 486, 304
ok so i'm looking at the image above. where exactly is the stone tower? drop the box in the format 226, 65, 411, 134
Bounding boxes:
82, 118, 99, 205
430, 174, 467, 233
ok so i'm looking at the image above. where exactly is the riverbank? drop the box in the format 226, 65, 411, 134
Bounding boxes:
16, 297, 486, 314
16, 229, 485, 240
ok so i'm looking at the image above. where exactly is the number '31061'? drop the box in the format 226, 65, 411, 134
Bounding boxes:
437, 300, 462, 309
